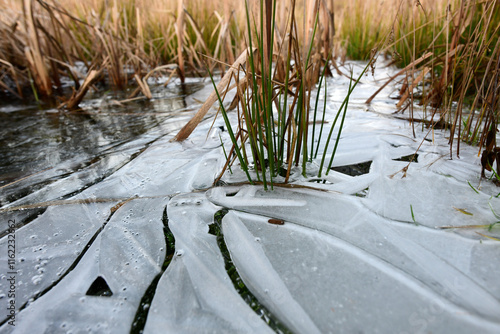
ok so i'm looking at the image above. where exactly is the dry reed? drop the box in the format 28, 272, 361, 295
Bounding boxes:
0, 0, 498, 170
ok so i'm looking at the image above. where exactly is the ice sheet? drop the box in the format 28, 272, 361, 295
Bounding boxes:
144, 193, 273, 333
222, 211, 321, 334
0, 197, 167, 333
1, 62, 499, 333
228, 210, 500, 333
0, 202, 114, 321
207, 185, 500, 330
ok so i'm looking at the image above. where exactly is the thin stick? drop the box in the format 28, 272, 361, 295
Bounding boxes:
365, 52, 433, 104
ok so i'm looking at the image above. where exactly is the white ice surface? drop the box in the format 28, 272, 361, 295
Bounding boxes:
0, 202, 114, 321
226, 210, 500, 333
1, 64, 499, 333
222, 211, 321, 334
143, 193, 273, 334
1, 197, 167, 333
207, 186, 500, 331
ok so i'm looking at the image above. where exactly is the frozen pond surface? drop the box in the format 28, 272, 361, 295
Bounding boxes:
0, 62, 499, 333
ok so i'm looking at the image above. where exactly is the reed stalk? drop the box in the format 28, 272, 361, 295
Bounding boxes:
0, 0, 498, 176
192, 0, 336, 188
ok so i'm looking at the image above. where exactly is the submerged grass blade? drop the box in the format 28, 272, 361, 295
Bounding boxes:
467, 180, 480, 194
410, 204, 418, 225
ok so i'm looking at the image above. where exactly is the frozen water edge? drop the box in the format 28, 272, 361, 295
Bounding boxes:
210, 188, 500, 333
143, 193, 274, 333
0, 65, 499, 333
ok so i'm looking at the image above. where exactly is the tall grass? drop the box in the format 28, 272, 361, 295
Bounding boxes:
197, 0, 361, 188
336, 0, 456, 66
377, 1, 500, 161
0, 0, 499, 169
0, 0, 463, 97
0, 0, 473, 91
338, 0, 499, 163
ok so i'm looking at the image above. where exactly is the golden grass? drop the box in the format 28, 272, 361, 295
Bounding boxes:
0, 0, 459, 95
0, 0, 334, 98
0, 0, 498, 159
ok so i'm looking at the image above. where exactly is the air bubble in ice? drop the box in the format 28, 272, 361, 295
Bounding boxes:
32, 275, 43, 285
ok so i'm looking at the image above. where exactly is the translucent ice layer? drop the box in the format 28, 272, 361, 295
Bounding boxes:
0, 198, 166, 334
144, 193, 273, 333
1, 64, 499, 333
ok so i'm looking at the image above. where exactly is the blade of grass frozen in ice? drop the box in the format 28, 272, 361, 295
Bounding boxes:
467, 180, 480, 194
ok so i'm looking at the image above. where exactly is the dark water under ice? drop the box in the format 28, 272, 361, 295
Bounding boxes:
0, 81, 204, 205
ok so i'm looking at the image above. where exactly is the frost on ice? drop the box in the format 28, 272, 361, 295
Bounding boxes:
0, 68, 499, 333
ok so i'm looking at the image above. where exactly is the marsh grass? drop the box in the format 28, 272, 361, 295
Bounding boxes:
0, 0, 333, 103
199, 0, 343, 188
403, 2, 499, 155
355, 0, 500, 162
0, 0, 499, 172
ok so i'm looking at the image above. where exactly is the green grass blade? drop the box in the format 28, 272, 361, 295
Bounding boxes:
318, 61, 372, 177
207, 69, 253, 183
311, 59, 330, 160
467, 180, 480, 194
314, 77, 328, 159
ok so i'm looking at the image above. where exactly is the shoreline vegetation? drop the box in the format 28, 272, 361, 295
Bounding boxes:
0, 0, 499, 165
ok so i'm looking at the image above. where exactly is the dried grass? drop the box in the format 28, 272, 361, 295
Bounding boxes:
0, 0, 498, 168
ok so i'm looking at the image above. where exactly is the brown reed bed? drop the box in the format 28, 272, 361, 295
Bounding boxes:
376, 0, 500, 164
0, 0, 499, 168
0, 0, 332, 104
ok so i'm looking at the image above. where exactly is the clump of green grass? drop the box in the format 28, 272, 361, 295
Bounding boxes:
189, 0, 375, 189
